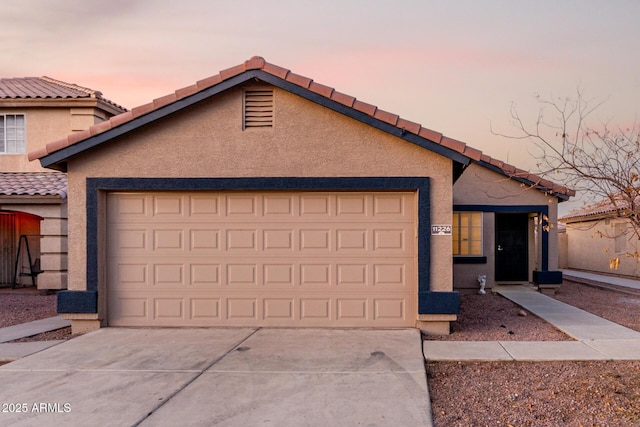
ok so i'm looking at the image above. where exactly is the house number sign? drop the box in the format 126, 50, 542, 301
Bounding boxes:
431, 225, 452, 235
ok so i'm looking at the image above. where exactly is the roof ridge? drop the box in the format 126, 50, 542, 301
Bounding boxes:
29, 56, 574, 198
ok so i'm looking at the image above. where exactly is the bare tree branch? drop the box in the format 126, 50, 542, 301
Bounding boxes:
494, 90, 640, 249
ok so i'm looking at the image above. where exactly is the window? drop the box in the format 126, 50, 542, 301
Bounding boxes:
453, 212, 483, 256
614, 222, 627, 254
0, 114, 26, 154
243, 89, 273, 129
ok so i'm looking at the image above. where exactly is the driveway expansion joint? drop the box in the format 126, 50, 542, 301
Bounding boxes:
130, 327, 261, 427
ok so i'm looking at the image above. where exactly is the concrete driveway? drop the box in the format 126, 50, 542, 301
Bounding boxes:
0, 328, 431, 426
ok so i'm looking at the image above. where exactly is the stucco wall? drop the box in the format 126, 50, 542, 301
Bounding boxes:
64, 84, 454, 312
453, 163, 563, 289
558, 230, 568, 268
566, 219, 640, 278
0, 106, 114, 173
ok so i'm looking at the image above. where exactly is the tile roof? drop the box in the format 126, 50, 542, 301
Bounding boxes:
0, 76, 127, 112
560, 194, 639, 222
0, 172, 67, 199
29, 56, 574, 198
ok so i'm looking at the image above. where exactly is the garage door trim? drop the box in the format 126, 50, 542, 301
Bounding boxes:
68, 177, 431, 315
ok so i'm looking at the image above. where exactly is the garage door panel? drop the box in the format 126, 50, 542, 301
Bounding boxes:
152, 195, 185, 217
263, 264, 295, 287
191, 298, 221, 320
154, 298, 184, 320
227, 298, 258, 320
107, 193, 149, 218
336, 194, 368, 215
263, 195, 295, 216
107, 191, 416, 327
190, 264, 221, 287
226, 195, 258, 216
189, 194, 220, 216
336, 229, 367, 250
299, 195, 332, 217
374, 298, 406, 320
300, 264, 332, 287
373, 194, 409, 216
190, 229, 220, 250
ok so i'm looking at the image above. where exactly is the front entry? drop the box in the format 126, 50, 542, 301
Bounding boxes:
495, 213, 529, 281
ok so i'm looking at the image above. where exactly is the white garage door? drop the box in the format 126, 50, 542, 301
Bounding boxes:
107, 191, 416, 327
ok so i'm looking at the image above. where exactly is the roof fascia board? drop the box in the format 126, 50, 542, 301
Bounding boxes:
0, 195, 64, 204
0, 100, 101, 109
40, 69, 470, 168
475, 160, 570, 201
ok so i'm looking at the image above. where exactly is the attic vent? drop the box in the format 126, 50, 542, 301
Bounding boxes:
244, 89, 274, 129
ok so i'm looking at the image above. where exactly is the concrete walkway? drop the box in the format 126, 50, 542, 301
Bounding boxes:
424, 281, 640, 362
0, 317, 71, 360
562, 269, 640, 291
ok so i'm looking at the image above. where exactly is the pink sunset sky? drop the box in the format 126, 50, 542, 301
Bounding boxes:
3, 0, 639, 212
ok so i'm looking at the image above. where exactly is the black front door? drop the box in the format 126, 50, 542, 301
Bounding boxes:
495, 213, 529, 281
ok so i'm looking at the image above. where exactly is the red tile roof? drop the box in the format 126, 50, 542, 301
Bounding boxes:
29, 56, 574, 198
560, 194, 639, 222
0, 76, 127, 112
0, 172, 67, 198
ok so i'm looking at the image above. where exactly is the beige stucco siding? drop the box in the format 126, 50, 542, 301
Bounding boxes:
0, 108, 105, 173
566, 219, 640, 278
64, 85, 453, 316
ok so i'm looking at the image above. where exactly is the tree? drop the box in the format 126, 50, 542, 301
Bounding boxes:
493, 88, 640, 262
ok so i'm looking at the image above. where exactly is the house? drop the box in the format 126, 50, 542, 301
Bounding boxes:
0, 77, 126, 289
30, 57, 573, 334
560, 195, 640, 278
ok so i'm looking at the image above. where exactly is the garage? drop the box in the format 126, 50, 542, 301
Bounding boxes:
107, 190, 417, 327
36, 57, 466, 334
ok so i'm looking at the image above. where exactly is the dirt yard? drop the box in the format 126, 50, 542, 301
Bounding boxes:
426, 280, 640, 426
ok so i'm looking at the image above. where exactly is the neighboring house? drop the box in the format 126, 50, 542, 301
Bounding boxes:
30, 57, 573, 334
560, 196, 640, 278
0, 77, 126, 289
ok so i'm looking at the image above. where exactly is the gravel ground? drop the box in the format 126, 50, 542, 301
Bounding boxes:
427, 280, 640, 426
0, 289, 72, 342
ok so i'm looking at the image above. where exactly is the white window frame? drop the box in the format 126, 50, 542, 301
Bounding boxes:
0, 113, 26, 154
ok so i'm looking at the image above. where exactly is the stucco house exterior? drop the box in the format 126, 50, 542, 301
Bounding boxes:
0, 77, 126, 289
560, 196, 640, 278
30, 57, 573, 334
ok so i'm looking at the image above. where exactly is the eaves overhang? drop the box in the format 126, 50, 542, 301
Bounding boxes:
475, 159, 573, 202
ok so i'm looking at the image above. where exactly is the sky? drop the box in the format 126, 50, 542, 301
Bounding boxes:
3, 0, 639, 213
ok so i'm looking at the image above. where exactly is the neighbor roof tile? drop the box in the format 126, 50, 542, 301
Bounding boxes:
0, 76, 126, 111
0, 172, 67, 198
